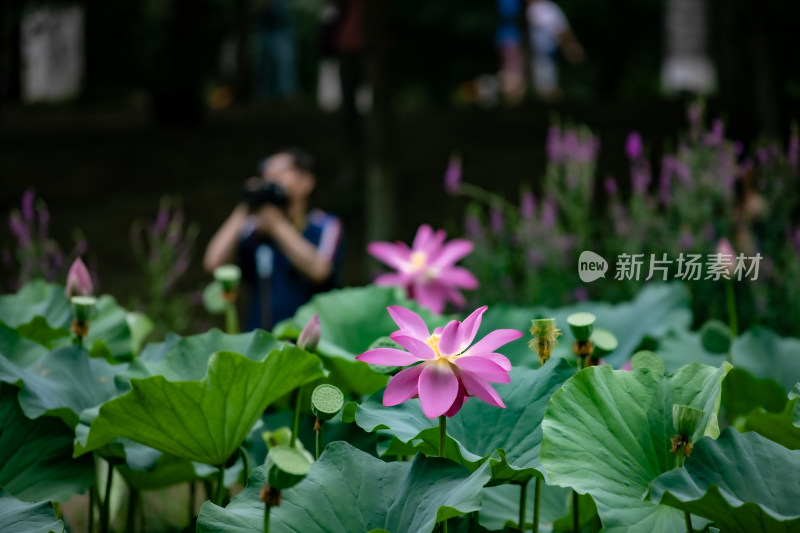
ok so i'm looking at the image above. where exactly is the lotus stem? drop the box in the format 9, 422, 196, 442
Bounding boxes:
101, 460, 113, 533
241, 446, 251, 484
290, 387, 303, 448
519, 481, 527, 531
572, 490, 579, 533
189, 482, 196, 528
216, 465, 225, 506
684, 511, 694, 533
89, 484, 96, 533
264, 503, 271, 533
438, 415, 446, 458
225, 303, 239, 335
533, 478, 541, 533
315, 420, 323, 460
725, 281, 737, 363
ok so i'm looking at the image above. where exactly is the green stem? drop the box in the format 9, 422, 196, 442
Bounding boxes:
52, 502, 61, 519
519, 482, 527, 531
241, 446, 251, 484
684, 511, 694, 533
264, 503, 271, 533
89, 484, 96, 533
438, 415, 447, 458
572, 490, 579, 533
216, 465, 225, 506
458, 183, 520, 219
290, 387, 303, 448
225, 303, 240, 334
125, 486, 137, 533
73, 334, 84, 347
725, 280, 737, 362
315, 421, 323, 460
188, 481, 196, 527
101, 460, 114, 533
532, 478, 541, 533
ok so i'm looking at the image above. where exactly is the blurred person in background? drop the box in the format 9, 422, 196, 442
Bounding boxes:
496, 0, 526, 105
203, 149, 344, 330
526, 0, 585, 101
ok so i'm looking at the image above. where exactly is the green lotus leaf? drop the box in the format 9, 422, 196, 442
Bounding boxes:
275, 285, 449, 396
75, 347, 325, 465
743, 395, 800, 450
197, 441, 492, 533
659, 327, 800, 392
479, 283, 692, 368
0, 280, 70, 329
126, 328, 285, 383
0, 493, 64, 533
0, 384, 94, 503
478, 480, 580, 531
0, 345, 118, 427
648, 428, 800, 533
540, 362, 732, 533
791, 383, 800, 428
0, 323, 49, 368
722, 368, 787, 423
353, 358, 575, 485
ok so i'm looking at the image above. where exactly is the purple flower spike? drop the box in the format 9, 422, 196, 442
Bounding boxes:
520, 191, 536, 219
625, 131, 643, 160
490, 206, 505, 235
604, 177, 618, 195
65, 257, 93, 299
21, 189, 36, 222
444, 155, 462, 195
788, 132, 799, 170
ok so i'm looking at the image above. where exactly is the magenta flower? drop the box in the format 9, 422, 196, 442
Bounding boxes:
444, 155, 462, 195
625, 131, 643, 160
357, 306, 523, 418
65, 257, 93, 299
367, 225, 478, 314
298, 313, 321, 352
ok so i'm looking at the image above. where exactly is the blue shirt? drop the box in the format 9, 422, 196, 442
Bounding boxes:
238, 209, 343, 330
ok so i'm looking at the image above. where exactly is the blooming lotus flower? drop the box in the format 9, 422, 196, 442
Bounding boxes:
65, 257, 93, 299
368, 225, 478, 314
357, 306, 522, 418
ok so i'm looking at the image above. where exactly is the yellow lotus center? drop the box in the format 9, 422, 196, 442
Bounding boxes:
426, 333, 459, 362
410, 251, 428, 271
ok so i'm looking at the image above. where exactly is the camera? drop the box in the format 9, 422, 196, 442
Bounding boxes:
241, 181, 289, 210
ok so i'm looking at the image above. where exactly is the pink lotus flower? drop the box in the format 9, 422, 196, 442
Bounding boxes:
65, 257, 93, 299
357, 306, 523, 418
367, 225, 478, 314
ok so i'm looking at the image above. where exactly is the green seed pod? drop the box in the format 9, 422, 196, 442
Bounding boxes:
700, 320, 732, 355
567, 312, 596, 342
213, 264, 242, 292
590, 328, 618, 359
529, 318, 561, 365
311, 384, 344, 421
265, 446, 312, 490
631, 350, 665, 374
70, 296, 97, 323
672, 404, 705, 437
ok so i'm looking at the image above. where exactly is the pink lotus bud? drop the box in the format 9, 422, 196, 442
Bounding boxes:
715, 238, 735, 276
298, 313, 321, 352
65, 257, 93, 299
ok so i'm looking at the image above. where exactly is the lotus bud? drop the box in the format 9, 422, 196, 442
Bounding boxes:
65, 257, 93, 299
298, 314, 321, 352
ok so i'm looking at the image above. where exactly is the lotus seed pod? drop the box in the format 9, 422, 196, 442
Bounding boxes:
567, 312, 596, 342
590, 328, 618, 359
265, 446, 312, 491
311, 384, 344, 421
529, 318, 561, 366
700, 320, 732, 354
672, 404, 705, 437
365, 336, 403, 374
213, 264, 242, 292
70, 296, 97, 323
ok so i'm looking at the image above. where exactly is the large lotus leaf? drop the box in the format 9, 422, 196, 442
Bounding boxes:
0, 345, 118, 427
649, 428, 800, 533
76, 347, 325, 465
0, 280, 70, 328
743, 397, 800, 450
792, 384, 800, 428
540, 362, 732, 533
479, 283, 692, 368
197, 441, 492, 533
0, 493, 64, 533
0, 323, 49, 368
128, 328, 285, 383
353, 359, 575, 485
656, 328, 720, 372
275, 285, 449, 395
722, 368, 787, 423
0, 385, 94, 503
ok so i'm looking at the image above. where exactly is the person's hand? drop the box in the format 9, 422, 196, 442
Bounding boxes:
254, 204, 289, 236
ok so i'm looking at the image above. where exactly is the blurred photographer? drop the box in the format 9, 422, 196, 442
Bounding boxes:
203, 148, 343, 330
